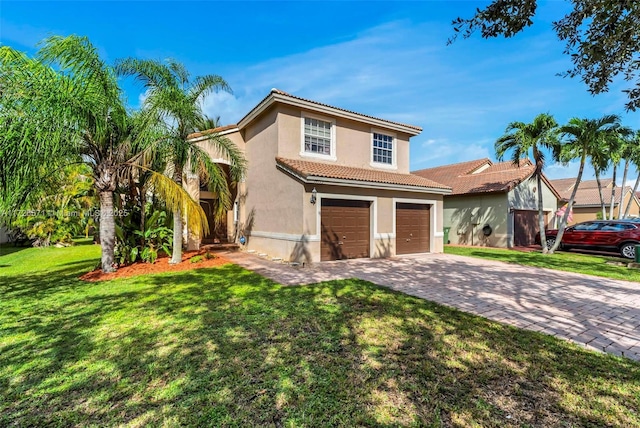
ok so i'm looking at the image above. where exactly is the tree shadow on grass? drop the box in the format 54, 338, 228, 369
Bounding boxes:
0, 244, 30, 259
1, 264, 639, 426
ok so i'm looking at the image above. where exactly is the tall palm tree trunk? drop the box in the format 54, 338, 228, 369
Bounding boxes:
594, 169, 607, 219
609, 164, 618, 219
170, 166, 184, 264
139, 181, 146, 245
536, 173, 548, 254
99, 190, 116, 273
618, 159, 630, 219
625, 174, 640, 218
550, 152, 586, 254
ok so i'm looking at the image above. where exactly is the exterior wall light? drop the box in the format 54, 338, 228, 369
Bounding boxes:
310, 187, 317, 205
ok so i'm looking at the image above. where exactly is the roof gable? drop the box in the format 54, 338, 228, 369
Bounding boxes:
237, 89, 422, 136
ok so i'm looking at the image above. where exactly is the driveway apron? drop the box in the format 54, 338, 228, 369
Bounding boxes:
222, 251, 640, 361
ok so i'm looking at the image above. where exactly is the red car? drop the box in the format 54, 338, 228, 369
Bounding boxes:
536, 220, 640, 259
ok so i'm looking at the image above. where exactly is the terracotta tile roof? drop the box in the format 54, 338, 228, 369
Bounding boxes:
412, 159, 492, 184
549, 178, 626, 207
412, 158, 538, 195
550, 178, 613, 194
239, 89, 422, 132
187, 124, 238, 140
569, 186, 632, 207
549, 178, 577, 193
276, 157, 451, 191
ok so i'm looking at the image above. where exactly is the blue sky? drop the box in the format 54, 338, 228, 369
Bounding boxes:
2, 1, 639, 182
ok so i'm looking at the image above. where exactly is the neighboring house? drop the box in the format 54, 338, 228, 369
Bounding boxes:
550, 178, 640, 224
413, 158, 560, 247
184, 89, 452, 263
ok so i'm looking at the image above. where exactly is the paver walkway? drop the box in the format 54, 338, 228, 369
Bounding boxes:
222, 251, 640, 361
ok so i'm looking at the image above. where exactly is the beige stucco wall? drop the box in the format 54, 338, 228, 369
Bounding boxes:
195, 130, 246, 159
623, 191, 640, 218
570, 208, 599, 225
276, 105, 411, 174
241, 106, 307, 258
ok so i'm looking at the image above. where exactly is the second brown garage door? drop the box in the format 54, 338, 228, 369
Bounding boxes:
396, 203, 430, 255
513, 210, 540, 246
321, 199, 370, 261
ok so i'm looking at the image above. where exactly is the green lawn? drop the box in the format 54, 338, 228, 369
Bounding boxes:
1, 244, 639, 427
445, 245, 640, 282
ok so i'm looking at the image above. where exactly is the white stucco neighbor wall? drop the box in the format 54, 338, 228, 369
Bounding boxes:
506, 179, 559, 246
508, 178, 558, 214
443, 193, 509, 247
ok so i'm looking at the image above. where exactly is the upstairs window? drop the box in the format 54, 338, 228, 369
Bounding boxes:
304, 117, 332, 155
372, 132, 393, 165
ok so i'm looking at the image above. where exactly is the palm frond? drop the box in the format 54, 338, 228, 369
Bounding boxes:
188, 74, 231, 103
115, 58, 178, 90
145, 168, 209, 236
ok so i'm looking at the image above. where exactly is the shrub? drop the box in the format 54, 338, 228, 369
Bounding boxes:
115, 209, 172, 265
189, 255, 203, 264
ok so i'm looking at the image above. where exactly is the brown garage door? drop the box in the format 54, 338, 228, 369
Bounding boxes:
396, 203, 430, 255
513, 210, 539, 246
321, 199, 370, 261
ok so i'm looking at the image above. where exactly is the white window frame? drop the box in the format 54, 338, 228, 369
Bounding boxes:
300, 112, 337, 161
370, 129, 397, 170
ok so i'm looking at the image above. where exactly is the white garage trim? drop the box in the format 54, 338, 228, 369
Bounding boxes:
316, 193, 377, 259
248, 231, 321, 242
393, 197, 438, 254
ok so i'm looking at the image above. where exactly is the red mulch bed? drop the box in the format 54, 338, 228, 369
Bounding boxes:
80, 250, 230, 282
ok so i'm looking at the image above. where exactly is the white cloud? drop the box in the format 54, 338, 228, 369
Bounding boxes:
545, 161, 597, 181
200, 91, 252, 126
412, 139, 491, 170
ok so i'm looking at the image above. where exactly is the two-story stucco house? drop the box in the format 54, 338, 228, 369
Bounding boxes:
184, 89, 451, 263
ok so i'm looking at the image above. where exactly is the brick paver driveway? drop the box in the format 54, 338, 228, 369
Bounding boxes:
223, 251, 640, 361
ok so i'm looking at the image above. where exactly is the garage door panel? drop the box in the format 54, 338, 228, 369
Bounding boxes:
321, 199, 370, 261
396, 203, 430, 255
514, 210, 538, 246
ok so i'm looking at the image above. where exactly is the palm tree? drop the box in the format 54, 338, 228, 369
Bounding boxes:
606, 128, 632, 219
116, 59, 247, 264
0, 36, 207, 272
617, 130, 638, 218
588, 138, 612, 219
551, 115, 622, 253
623, 132, 640, 218
495, 113, 559, 253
